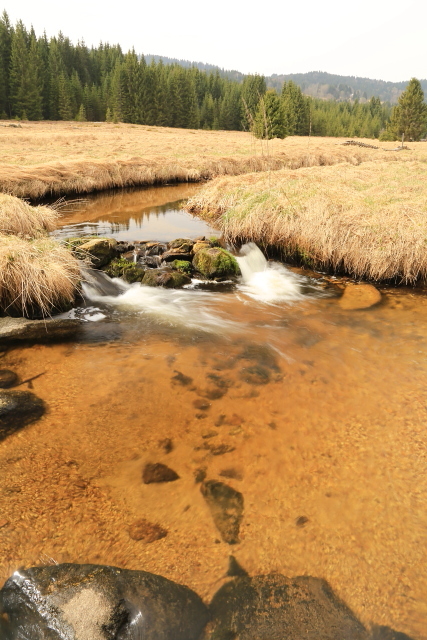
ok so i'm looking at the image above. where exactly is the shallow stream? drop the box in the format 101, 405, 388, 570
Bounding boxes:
1, 185, 427, 638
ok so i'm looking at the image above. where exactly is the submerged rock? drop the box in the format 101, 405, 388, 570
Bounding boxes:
338, 284, 382, 310
0, 563, 209, 640
201, 480, 244, 544
203, 574, 369, 640
0, 390, 45, 441
143, 462, 180, 484
0, 317, 81, 344
78, 237, 117, 268
142, 268, 191, 288
193, 247, 240, 279
128, 518, 168, 542
0, 370, 19, 389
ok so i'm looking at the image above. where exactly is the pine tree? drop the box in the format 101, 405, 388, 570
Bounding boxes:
9, 21, 42, 119
0, 11, 13, 117
253, 90, 287, 139
387, 78, 427, 141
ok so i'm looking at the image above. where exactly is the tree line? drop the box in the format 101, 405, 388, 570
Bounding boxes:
0, 13, 425, 141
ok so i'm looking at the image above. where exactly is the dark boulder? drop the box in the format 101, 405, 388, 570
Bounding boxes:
104, 258, 146, 283
0, 370, 19, 388
0, 563, 209, 640
0, 390, 46, 441
143, 463, 180, 484
203, 574, 369, 640
77, 238, 118, 268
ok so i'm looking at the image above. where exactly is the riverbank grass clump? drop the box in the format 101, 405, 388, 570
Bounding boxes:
186, 160, 427, 283
0, 195, 81, 318
0, 234, 81, 317
0, 193, 58, 236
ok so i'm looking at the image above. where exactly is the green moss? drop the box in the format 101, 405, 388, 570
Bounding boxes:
105, 258, 145, 283
193, 247, 240, 279
172, 260, 193, 274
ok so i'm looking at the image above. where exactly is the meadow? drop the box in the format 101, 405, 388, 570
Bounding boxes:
1, 121, 424, 199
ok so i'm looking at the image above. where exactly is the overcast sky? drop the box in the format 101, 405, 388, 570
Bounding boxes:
2, 0, 426, 82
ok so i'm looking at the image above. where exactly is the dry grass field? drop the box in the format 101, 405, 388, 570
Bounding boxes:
186, 160, 427, 283
1, 120, 426, 199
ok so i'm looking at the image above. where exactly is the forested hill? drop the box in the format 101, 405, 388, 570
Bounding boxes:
146, 57, 427, 104
146, 55, 245, 83
268, 72, 427, 103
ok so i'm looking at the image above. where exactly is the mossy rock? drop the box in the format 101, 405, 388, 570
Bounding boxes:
193, 241, 211, 254
171, 260, 193, 274
142, 269, 191, 288
70, 237, 117, 268
193, 248, 240, 280
105, 258, 145, 283
168, 238, 194, 252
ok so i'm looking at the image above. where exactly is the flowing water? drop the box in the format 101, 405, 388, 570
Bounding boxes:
1, 186, 427, 638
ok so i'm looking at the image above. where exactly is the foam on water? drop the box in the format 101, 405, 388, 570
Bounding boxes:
236, 243, 303, 304
82, 280, 239, 334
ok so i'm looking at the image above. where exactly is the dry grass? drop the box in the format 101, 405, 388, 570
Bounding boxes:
0, 193, 58, 236
1, 121, 426, 198
186, 160, 427, 283
0, 234, 81, 317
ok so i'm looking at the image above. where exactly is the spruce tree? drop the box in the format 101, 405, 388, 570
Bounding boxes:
387, 78, 427, 141
0, 11, 13, 117
253, 90, 287, 139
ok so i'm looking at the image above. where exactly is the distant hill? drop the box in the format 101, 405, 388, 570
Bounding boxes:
145, 55, 427, 103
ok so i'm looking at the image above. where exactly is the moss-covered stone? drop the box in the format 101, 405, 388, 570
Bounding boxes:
193, 241, 211, 254
75, 237, 117, 268
105, 258, 145, 283
193, 247, 240, 280
142, 269, 191, 288
171, 260, 193, 274
168, 238, 194, 252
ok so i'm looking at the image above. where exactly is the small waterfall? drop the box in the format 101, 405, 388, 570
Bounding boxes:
236, 243, 303, 304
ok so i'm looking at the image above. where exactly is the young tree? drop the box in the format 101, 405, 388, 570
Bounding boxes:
387, 78, 427, 141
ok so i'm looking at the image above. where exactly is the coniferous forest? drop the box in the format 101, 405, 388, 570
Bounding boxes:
0, 12, 397, 138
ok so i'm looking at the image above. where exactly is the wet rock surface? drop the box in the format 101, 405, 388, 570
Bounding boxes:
78, 237, 118, 268
142, 268, 191, 288
142, 462, 180, 484
0, 369, 19, 388
203, 574, 370, 640
193, 247, 240, 279
0, 563, 209, 640
0, 317, 81, 344
201, 480, 244, 544
0, 390, 46, 441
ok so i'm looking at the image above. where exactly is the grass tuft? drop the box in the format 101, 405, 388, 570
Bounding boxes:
0, 193, 58, 237
186, 160, 427, 283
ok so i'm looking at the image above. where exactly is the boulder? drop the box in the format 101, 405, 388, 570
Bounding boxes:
104, 258, 146, 283
142, 269, 191, 288
0, 317, 81, 344
168, 238, 195, 251
193, 241, 211, 254
203, 574, 369, 640
0, 563, 209, 640
171, 260, 193, 274
162, 249, 193, 262
193, 248, 240, 280
338, 284, 381, 310
201, 480, 244, 544
78, 238, 117, 268
0, 390, 45, 441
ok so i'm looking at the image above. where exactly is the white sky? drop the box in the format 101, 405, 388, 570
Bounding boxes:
2, 0, 426, 82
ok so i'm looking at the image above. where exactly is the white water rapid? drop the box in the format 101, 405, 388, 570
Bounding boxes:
236, 243, 303, 304
81, 243, 306, 334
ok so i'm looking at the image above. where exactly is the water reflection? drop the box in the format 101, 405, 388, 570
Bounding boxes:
53, 184, 218, 241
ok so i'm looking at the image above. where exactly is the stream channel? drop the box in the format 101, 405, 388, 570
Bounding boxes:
2, 184, 427, 637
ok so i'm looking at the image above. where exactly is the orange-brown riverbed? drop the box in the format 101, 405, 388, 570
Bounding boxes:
1, 187, 427, 639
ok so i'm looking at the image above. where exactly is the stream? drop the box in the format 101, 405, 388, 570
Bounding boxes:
1, 184, 427, 638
